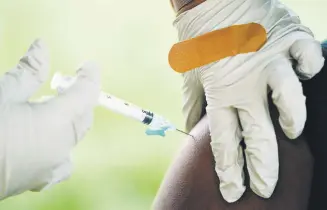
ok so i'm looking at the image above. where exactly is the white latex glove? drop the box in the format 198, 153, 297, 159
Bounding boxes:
0, 39, 101, 200
175, 0, 324, 203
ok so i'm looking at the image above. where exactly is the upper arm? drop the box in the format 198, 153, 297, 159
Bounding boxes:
153, 97, 313, 210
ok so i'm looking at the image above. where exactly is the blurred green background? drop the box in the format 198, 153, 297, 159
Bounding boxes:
0, 0, 325, 209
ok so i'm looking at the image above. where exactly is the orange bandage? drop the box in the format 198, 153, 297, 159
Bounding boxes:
168, 23, 267, 73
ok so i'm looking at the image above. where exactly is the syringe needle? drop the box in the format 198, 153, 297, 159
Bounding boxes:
52, 72, 198, 139
176, 128, 195, 139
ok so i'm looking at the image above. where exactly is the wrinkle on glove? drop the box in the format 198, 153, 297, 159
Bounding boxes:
0, 39, 101, 200
174, 0, 324, 203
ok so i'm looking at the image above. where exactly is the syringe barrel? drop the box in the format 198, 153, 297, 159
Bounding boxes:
51, 72, 154, 124
98, 92, 154, 124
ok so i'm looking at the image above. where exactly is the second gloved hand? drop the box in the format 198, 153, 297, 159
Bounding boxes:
175, 0, 324, 203
0, 39, 101, 200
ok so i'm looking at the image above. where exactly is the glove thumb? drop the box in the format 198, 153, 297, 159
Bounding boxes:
0, 39, 50, 104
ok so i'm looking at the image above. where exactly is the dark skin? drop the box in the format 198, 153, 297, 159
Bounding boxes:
152, 109, 313, 210
153, 1, 326, 209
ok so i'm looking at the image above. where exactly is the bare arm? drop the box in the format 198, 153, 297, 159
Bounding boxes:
152, 95, 313, 210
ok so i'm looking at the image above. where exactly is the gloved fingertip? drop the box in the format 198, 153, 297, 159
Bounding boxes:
220, 184, 246, 203
250, 185, 275, 199
31, 38, 46, 50
76, 61, 101, 85
279, 120, 304, 139
29, 38, 50, 59
291, 39, 324, 79
249, 170, 278, 199
246, 149, 279, 199
15, 38, 50, 84
278, 102, 306, 140
215, 163, 246, 203
296, 55, 324, 80
56, 61, 102, 116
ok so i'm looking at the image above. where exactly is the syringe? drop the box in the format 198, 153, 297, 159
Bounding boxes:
51, 72, 192, 137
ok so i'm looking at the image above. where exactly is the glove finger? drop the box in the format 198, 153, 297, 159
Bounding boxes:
267, 58, 306, 139
53, 61, 100, 115
290, 39, 324, 80
46, 61, 100, 141
206, 105, 245, 203
236, 99, 279, 199
182, 71, 206, 132
0, 39, 50, 104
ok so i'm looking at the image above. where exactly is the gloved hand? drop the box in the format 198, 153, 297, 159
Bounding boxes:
0, 39, 101, 200
175, 0, 325, 203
